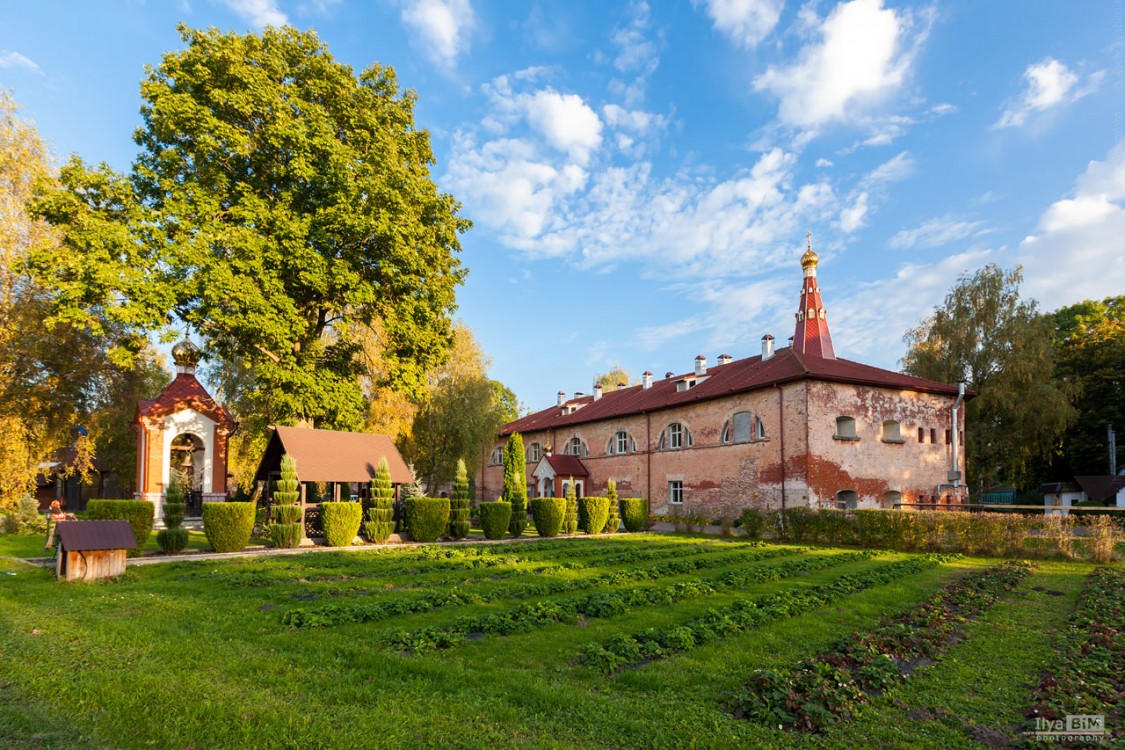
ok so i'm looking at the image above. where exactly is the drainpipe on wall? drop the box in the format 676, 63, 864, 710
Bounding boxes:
950, 382, 965, 496
645, 412, 652, 509
776, 384, 787, 535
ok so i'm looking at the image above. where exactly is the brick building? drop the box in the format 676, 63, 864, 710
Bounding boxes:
482, 241, 968, 517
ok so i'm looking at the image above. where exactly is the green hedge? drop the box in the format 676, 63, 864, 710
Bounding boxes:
530, 497, 566, 537
202, 502, 255, 553
479, 501, 511, 540
270, 522, 302, 549
405, 497, 450, 543
156, 527, 188, 554
87, 499, 155, 557
620, 497, 648, 532
738, 508, 767, 540
578, 497, 610, 535
320, 502, 363, 547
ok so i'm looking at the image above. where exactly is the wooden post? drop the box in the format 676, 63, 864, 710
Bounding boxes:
300, 482, 307, 541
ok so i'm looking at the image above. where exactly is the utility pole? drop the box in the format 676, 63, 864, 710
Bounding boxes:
1110, 425, 1118, 476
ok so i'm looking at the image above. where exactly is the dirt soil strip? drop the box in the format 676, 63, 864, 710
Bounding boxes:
819, 564, 1085, 750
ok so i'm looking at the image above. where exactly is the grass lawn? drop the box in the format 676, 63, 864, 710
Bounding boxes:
0, 533, 1117, 749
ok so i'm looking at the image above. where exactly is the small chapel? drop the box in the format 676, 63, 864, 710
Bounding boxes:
133, 337, 237, 521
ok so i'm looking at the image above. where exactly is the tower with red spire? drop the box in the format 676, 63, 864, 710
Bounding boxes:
791, 233, 836, 359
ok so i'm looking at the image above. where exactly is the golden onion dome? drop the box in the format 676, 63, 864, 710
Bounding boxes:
171, 338, 202, 369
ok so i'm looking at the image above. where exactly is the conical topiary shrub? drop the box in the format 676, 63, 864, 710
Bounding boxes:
363, 456, 396, 544
157, 477, 189, 553
270, 454, 303, 549
562, 481, 579, 534
448, 458, 471, 540
503, 433, 529, 538
603, 479, 620, 534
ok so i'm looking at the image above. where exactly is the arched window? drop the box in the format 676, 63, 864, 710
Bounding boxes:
835, 416, 857, 439
722, 412, 753, 444
564, 437, 587, 458
754, 416, 766, 440
526, 442, 542, 463
489, 447, 504, 465
881, 420, 901, 442
659, 423, 691, 450
606, 430, 633, 455
836, 490, 858, 510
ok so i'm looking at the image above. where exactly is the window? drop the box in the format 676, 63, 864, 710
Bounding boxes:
660, 423, 691, 450
882, 491, 901, 509
564, 437, 587, 457
835, 416, 857, 440
489, 447, 504, 465
668, 480, 684, 505
945, 429, 952, 445
561, 481, 570, 498
918, 427, 925, 443
881, 420, 902, 442
755, 416, 766, 440
606, 430, 633, 455
836, 490, 858, 510
526, 442, 542, 462
930, 428, 937, 444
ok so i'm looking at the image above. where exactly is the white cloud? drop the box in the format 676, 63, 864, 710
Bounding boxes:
1018, 144, 1125, 308
863, 150, 915, 186
888, 216, 986, 249
525, 90, 603, 165
220, 0, 287, 27
609, 2, 660, 106
816, 158, 833, 168
839, 192, 868, 233
0, 51, 42, 74
697, 0, 783, 48
994, 57, 1103, 129
400, 0, 475, 67
929, 102, 957, 116
753, 0, 930, 136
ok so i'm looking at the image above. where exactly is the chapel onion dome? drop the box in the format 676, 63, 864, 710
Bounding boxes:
800, 245, 819, 271
172, 338, 202, 374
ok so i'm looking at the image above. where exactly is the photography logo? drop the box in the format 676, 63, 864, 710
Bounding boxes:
1026, 714, 1107, 742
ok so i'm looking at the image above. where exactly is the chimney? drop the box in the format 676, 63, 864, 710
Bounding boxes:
718, 353, 733, 365
695, 355, 707, 375
665, 371, 674, 379
616, 382, 627, 389
643, 371, 653, 389
761, 334, 775, 361
593, 384, 603, 401
557, 390, 566, 407
574, 392, 584, 399
788, 335, 794, 347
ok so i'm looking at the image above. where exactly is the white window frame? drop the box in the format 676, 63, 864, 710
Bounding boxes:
527, 442, 542, 462
615, 431, 628, 455
668, 423, 683, 450
668, 480, 684, 505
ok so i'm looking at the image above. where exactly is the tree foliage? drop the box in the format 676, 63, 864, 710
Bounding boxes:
1047, 297, 1125, 476
594, 366, 633, 391
503, 433, 528, 537
399, 324, 519, 493
902, 264, 1072, 491
30, 25, 469, 432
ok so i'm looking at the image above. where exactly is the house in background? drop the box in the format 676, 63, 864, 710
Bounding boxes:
483, 240, 969, 518
1041, 475, 1124, 515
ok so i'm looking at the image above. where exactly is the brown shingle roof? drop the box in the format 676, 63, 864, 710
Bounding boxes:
56, 520, 137, 551
255, 426, 413, 484
500, 347, 965, 437
1074, 475, 1125, 504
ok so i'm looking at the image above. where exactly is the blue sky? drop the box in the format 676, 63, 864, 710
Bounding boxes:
2, 0, 1122, 412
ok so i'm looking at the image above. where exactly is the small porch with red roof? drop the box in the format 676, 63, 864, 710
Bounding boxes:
531, 453, 589, 498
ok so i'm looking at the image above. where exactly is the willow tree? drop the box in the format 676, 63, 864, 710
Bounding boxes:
32, 25, 469, 431
902, 264, 1072, 491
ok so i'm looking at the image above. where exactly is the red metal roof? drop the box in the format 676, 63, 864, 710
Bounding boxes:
541, 454, 589, 477
500, 347, 964, 437
136, 374, 236, 426
56, 520, 137, 551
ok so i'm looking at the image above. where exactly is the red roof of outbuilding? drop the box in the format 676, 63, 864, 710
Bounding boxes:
500, 347, 965, 437
136, 373, 236, 426
541, 454, 589, 478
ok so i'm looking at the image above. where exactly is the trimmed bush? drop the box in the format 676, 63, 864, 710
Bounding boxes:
578, 497, 610, 535
531, 497, 566, 537
503, 433, 529, 538
363, 456, 396, 544
157, 479, 189, 554
4, 495, 46, 537
603, 480, 620, 534
620, 497, 648, 532
270, 454, 303, 549
88, 499, 155, 557
321, 502, 363, 547
202, 502, 255, 553
448, 458, 471, 540
562, 483, 579, 534
405, 497, 450, 543
738, 508, 766, 540
479, 501, 511, 540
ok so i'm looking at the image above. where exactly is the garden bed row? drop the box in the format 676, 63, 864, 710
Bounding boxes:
282, 544, 798, 628
1015, 566, 1124, 747
725, 560, 1033, 733
579, 554, 960, 674
383, 550, 882, 655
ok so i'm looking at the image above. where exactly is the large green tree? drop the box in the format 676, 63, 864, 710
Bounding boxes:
902, 264, 1072, 492
31, 25, 469, 430
1047, 297, 1125, 477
